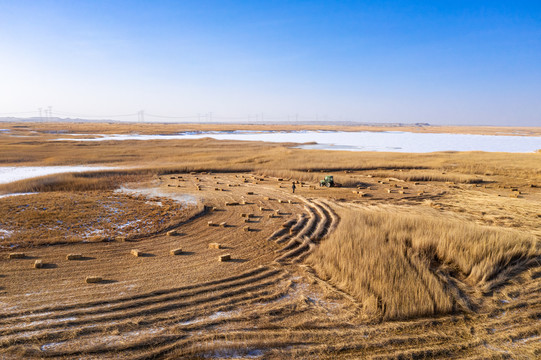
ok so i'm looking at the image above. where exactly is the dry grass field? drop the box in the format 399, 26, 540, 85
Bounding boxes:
0, 190, 201, 246
309, 207, 539, 320
0, 122, 539, 359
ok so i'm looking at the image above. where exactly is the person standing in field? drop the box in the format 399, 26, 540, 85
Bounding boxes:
292, 182, 296, 193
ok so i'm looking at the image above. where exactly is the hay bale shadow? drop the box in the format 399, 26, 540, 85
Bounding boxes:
229, 258, 248, 263
178, 251, 195, 256
99, 279, 118, 284
42, 263, 58, 269
139, 253, 156, 258
75, 256, 96, 261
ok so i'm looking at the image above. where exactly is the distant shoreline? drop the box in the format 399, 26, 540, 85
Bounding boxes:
1, 120, 540, 137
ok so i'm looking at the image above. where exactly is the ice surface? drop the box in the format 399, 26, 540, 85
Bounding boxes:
115, 186, 197, 205
0, 192, 35, 199
54, 131, 541, 153
0, 166, 120, 185
0, 229, 14, 239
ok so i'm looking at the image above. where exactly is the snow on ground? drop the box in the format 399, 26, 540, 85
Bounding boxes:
0, 229, 14, 239
0, 192, 36, 199
53, 131, 541, 153
0, 166, 121, 185
179, 310, 240, 326
203, 348, 265, 359
115, 186, 197, 205
39, 326, 166, 352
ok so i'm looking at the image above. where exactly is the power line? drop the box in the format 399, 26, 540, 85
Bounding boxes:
145, 113, 200, 119
137, 110, 145, 122
0, 109, 340, 123
0, 110, 38, 116
53, 110, 139, 118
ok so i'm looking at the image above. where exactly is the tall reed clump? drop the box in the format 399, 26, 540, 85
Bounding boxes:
367, 171, 484, 184
308, 207, 538, 320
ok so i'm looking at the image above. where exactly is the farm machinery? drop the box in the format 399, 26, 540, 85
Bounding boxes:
319, 175, 335, 187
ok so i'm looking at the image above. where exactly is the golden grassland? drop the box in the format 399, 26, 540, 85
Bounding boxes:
309, 206, 539, 320
0, 123, 539, 195
2, 120, 541, 136
0, 122, 540, 359
0, 190, 200, 247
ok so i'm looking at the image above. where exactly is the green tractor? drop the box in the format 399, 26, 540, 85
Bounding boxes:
320, 175, 335, 187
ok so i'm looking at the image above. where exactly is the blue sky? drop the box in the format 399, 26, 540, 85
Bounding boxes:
0, 0, 540, 125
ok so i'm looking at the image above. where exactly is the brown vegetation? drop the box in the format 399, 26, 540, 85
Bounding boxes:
0, 191, 200, 247
2, 120, 540, 137
309, 206, 539, 320
0, 122, 539, 359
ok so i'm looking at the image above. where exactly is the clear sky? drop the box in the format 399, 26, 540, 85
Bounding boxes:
0, 0, 540, 125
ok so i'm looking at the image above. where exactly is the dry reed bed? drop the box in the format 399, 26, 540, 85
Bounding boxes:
1, 141, 539, 198
1, 128, 540, 189
4, 121, 541, 136
1, 124, 540, 358
0, 191, 200, 246
366, 170, 484, 184
309, 206, 539, 320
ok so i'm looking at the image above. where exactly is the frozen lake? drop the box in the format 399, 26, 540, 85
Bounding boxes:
55, 130, 541, 153
0, 166, 119, 185
1, 130, 538, 187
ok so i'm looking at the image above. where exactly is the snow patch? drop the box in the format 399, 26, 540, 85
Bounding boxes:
0, 192, 36, 199
203, 348, 265, 359
39, 326, 166, 352
145, 200, 163, 206
0, 166, 121, 185
116, 186, 197, 205
17, 317, 78, 329
41, 341, 66, 351
0, 229, 14, 238
117, 219, 141, 229
179, 310, 239, 326
53, 131, 541, 153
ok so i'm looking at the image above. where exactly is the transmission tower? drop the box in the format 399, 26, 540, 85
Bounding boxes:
137, 110, 145, 122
